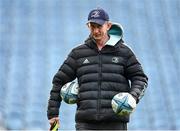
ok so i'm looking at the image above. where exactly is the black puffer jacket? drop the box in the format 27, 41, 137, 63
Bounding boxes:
47, 23, 148, 123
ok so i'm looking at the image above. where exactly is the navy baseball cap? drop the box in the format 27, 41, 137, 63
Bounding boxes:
87, 8, 109, 25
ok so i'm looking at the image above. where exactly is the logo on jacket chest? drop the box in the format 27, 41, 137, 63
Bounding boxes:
83, 58, 90, 64
112, 57, 119, 63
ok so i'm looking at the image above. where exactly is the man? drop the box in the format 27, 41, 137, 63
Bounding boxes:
47, 8, 148, 130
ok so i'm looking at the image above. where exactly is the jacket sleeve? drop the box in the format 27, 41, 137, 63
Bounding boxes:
47, 50, 77, 119
125, 48, 148, 103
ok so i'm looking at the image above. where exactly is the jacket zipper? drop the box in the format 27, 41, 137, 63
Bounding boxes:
97, 51, 102, 119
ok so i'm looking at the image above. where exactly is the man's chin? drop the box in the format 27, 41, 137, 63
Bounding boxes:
93, 36, 102, 41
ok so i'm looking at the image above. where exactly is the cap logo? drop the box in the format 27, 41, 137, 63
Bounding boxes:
91, 11, 100, 18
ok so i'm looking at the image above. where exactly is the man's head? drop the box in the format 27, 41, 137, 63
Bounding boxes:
87, 8, 112, 41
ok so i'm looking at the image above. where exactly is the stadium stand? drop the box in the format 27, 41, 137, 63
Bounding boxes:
0, 0, 180, 130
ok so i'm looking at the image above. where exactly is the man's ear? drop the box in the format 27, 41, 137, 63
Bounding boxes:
87, 23, 90, 28
107, 22, 112, 30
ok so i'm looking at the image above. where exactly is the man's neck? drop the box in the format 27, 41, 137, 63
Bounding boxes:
96, 35, 109, 50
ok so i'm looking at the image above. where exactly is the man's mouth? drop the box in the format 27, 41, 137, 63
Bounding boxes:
94, 34, 101, 37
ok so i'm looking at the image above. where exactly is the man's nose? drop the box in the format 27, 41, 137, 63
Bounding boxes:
93, 27, 99, 33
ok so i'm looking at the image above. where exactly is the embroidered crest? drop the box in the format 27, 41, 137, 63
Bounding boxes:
112, 57, 119, 63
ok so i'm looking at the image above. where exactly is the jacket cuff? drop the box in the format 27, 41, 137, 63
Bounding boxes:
47, 108, 59, 119
129, 92, 139, 104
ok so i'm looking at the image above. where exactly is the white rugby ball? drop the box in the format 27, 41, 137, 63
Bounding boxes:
111, 92, 136, 116
60, 81, 79, 104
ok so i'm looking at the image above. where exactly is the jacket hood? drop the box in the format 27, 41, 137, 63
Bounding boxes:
108, 22, 123, 38
106, 22, 124, 46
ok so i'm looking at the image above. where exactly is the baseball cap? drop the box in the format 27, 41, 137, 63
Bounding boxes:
87, 8, 109, 25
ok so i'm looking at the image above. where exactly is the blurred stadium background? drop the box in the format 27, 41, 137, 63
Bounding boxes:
0, 0, 180, 130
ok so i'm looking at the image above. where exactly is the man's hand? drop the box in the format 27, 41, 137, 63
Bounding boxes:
49, 117, 60, 130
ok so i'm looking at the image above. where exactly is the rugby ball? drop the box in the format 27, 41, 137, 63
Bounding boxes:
60, 81, 79, 104
111, 92, 136, 116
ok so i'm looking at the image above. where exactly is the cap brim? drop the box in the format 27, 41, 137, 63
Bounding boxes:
87, 19, 106, 25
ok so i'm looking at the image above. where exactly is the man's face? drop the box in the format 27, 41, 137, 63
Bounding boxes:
88, 22, 111, 41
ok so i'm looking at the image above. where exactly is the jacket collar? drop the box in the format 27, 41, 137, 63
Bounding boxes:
105, 34, 121, 46
85, 37, 123, 53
